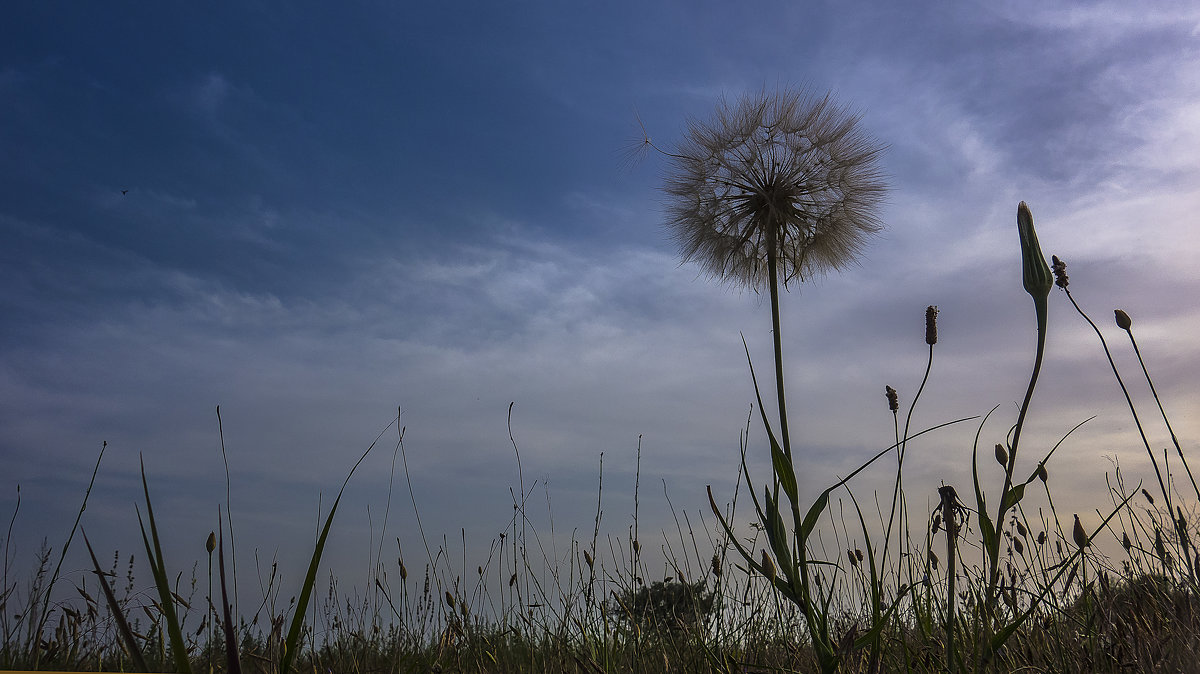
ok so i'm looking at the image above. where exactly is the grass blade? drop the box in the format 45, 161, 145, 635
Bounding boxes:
279, 428, 381, 673
217, 513, 241, 674
82, 530, 149, 673
137, 455, 192, 674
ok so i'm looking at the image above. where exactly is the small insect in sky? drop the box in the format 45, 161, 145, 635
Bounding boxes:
121, 189, 129, 195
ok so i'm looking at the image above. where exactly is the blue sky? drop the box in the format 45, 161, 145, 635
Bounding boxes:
3, 2, 1200, 619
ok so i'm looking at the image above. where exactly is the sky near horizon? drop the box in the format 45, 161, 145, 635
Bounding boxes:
3, 2, 1200, 618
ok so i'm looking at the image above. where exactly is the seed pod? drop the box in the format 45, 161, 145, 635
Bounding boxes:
1036, 463, 1048, 483
1142, 489, 1155, 505
847, 549, 858, 567
855, 548, 864, 562
1014, 538, 1024, 556
885, 385, 899, 412
1015, 521, 1027, 538
1037, 531, 1047, 546
925, 306, 939, 345
995, 443, 1008, 467
1122, 532, 1132, 551
1115, 309, 1132, 331
206, 532, 216, 554
1073, 514, 1089, 549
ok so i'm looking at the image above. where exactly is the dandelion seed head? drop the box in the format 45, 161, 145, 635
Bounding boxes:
662, 88, 888, 290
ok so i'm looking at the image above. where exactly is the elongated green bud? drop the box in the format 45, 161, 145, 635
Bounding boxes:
1017, 202, 1053, 299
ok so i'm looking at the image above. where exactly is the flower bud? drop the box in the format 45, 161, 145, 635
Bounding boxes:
1072, 514, 1089, 549
1017, 202, 1053, 299
760, 549, 776, 583
206, 532, 216, 554
1115, 309, 1132, 330
994, 443, 1008, 467
1036, 463, 1048, 483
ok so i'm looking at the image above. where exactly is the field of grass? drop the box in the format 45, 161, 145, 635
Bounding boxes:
4, 203, 1199, 674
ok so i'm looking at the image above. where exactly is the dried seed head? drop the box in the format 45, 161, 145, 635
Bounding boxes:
847, 549, 858, 567
1073, 514, 1089, 549
583, 550, 594, 569
760, 550, 776, 583
1051, 255, 1069, 289
994, 443, 1008, 467
1122, 532, 1132, 551
929, 549, 939, 570
399, 560, 408, 582
444, 591, 455, 609
1015, 521, 1027, 538
509, 573, 517, 588
1155, 528, 1167, 560
206, 532, 216, 554
663, 88, 889, 291
1115, 309, 1132, 331
1014, 538, 1024, 556
855, 548, 864, 562
711, 554, 722, 578
925, 305, 938, 345
1142, 488, 1155, 505
1037, 531, 1047, 546
885, 385, 899, 413
1036, 463, 1048, 483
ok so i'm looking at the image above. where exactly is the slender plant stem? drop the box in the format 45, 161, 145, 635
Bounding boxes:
766, 232, 793, 463
1062, 290, 1170, 510
1124, 328, 1200, 501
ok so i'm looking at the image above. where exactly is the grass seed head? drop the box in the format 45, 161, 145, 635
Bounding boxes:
1122, 532, 1132, 551
925, 305, 938, 345
885, 385, 899, 412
